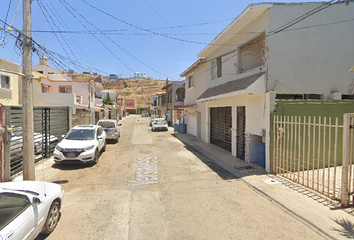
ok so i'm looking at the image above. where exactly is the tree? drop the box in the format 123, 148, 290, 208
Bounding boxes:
103, 93, 114, 105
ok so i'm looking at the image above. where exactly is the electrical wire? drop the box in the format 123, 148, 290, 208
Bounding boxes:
144, 0, 193, 58
60, 0, 172, 79
43, 0, 96, 71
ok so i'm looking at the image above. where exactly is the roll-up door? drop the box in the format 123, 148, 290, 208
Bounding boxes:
210, 107, 232, 152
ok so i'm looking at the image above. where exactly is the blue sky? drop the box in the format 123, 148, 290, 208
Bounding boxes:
0, 0, 309, 80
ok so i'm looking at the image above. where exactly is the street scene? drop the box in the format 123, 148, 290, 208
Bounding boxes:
1, 0, 354, 239
8, 115, 343, 240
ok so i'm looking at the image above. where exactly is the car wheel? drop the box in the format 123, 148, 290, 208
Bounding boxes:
42, 201, 60, 234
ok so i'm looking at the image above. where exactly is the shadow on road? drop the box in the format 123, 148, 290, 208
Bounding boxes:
182, 143, 238, 180
332, 218, 354, 238
51, 162, 93, 171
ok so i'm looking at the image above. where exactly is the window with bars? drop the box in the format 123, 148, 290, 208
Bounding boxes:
211, 57, 222, 80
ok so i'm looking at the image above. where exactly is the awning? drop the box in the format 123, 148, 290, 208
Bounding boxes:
197, 72, 265, 102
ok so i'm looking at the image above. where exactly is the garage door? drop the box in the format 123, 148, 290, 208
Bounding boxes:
187, 113, 197, 137
210, 107, 232, 152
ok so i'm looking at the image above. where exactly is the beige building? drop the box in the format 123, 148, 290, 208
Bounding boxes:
0, 58, 21, 106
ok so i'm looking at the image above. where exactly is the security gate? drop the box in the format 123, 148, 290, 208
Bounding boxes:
272, 113, 354, 206
210, 107, 232, 152
9, 106, 69, 175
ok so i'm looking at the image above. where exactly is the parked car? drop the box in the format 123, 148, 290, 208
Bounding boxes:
97, 119, 121, 143
149, 115, 161, 127
54, 125, 106, 165
0, 181, 64, 240
151, 118, 168, 131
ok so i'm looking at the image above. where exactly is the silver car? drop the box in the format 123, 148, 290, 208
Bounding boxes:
97, 119, 121, 143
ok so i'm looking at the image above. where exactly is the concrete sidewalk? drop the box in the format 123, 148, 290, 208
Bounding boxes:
172, 131, 354, 240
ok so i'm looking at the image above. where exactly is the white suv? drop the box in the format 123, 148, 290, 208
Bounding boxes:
54, 125, 106, 165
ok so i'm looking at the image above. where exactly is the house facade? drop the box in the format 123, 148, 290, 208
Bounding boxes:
0, 58, 20, 106
181, 2, 354, 173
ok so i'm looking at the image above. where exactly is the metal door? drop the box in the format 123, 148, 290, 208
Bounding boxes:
210, 107, 232, 152
236, 106, 246, 160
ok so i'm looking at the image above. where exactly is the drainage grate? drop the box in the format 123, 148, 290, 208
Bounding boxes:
235, 165, 255, 170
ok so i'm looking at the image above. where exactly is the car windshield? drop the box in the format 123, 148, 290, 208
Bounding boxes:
97, 122, 116, 128
155, 119, 165, 124
65, 129, 95, 140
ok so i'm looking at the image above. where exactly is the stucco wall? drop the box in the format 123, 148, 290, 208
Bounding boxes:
267, 2, 354, 99
0, 59, 20, 106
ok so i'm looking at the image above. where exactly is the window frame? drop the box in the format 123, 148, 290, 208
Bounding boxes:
187, 74, 194, 88
0, 73, 12, 92
211, 57, 222, 80
58, 85, 72, 93
41, 84, 50, 93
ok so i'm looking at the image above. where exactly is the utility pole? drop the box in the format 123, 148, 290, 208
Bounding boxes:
22, 0, 35, 180
165, 78, 168, 123
88, 80, 91, 124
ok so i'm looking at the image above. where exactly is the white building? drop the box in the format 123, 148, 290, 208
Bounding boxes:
181, 1, 354, 173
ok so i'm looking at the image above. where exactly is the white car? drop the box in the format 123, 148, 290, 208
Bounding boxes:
97, 119, 121, 142
151, 118, 168, 131
54, 125, 106, 165
0, 181, 64, 240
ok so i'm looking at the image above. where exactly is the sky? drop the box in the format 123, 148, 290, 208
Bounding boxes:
0, 0, 310, 81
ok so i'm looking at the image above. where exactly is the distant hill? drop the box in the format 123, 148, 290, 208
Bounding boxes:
102, 79, 167, 108
65, 72, 168, 108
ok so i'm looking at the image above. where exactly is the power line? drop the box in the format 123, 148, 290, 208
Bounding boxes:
0, 18, 109, 74
60, 0, 172, 79
144, 0, 193, 58
44, 0, 96, 71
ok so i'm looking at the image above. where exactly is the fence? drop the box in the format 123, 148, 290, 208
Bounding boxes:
272, 114, 354, 206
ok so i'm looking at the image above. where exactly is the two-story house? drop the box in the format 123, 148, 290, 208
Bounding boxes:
181, 1, 354, 173
32, 56, 102, 125
160, 81, 185, 126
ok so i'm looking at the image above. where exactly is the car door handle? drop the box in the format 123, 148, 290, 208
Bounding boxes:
6, 231, 14, 240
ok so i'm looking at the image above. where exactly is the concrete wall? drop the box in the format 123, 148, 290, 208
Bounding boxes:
267, 2, 354, 99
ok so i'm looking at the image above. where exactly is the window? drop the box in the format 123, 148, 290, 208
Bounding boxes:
1, 75, 10, 89
59, 86, 72, 93
238, 33, 265, 73
211, 57, 222, 80
41, 84, 50, 93
188, 75, 194, 88
0, 193, 31, 230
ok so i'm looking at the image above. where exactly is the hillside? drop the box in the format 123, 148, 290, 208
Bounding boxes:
102, 79, 167, 108
66, 72, 167, 108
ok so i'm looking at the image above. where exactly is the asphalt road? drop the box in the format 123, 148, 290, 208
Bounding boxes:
36, 115, 326, 240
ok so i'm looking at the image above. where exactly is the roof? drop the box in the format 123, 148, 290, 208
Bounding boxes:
180, 59, 205, 77
197, 72, 265, 101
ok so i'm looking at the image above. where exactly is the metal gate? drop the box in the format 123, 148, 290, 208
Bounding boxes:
272, 114, 354, 206
9, 106, 69, 175
210, 107, 232, 152
237, 106, 246, 160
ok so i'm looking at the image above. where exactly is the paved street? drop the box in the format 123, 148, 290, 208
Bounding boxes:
28, 115, 328, 240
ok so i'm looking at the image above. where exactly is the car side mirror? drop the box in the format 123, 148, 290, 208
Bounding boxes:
33, 197, 41, 205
